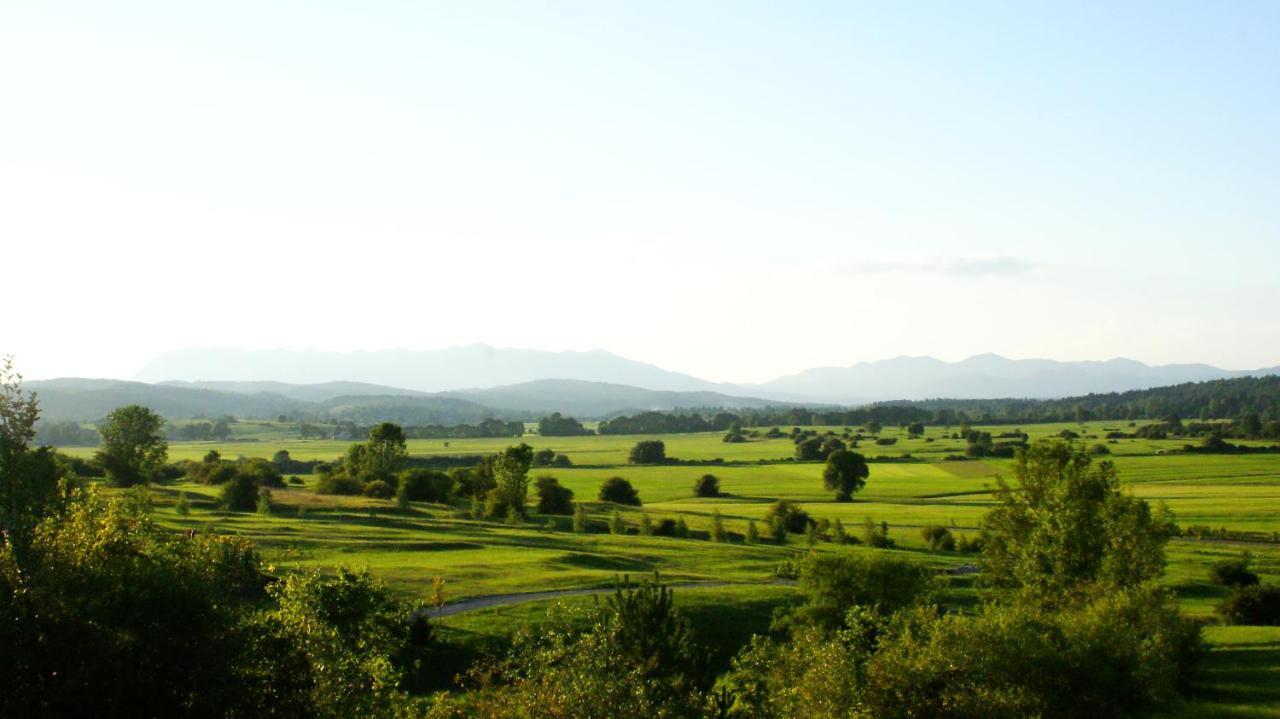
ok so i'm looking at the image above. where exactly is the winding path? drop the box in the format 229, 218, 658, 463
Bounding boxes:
431, 581, 791, 617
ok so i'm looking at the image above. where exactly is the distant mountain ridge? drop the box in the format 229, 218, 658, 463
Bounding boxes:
25, 377, 784, 423
749, 354, 1280, 403
135, 345, 725, 394
132, 346, 1280, 404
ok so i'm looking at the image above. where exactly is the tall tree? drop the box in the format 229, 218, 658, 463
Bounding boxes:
981, 440, 1175, 602
822, 449, 869, 501
492, 443, 535, 517
363, 422, 407, 480
95, 405, 168, 487
0, 356, 68, 559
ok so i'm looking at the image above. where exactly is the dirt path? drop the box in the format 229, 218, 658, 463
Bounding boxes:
430, 581, 790, 618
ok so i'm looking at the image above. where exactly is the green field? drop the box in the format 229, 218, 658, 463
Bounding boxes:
88, 421, 1280, 715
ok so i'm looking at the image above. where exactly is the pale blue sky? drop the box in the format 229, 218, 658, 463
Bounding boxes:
3, 1, 1278, 382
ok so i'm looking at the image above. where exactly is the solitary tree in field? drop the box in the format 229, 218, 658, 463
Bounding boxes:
599, 476, 642, 506
629, 440, 666, 465
822, 450, 869, 502
96, 405, 168, 487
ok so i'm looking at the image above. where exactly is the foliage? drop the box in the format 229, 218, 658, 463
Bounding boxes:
1217, 584, 1280, 626
599, 476, 642, 506
264, 567, 434, 716
221, 471, 261, 511
95, 404, 168, 486
777, 553, 936, 633
436, 575, 710, 718
694, 473, 721, 497
535, 475, 575, 515
1208, 552, 1260, 588
397, 468, 454, 503
0, 490, 266, 717
492, 443, 535, 518
1, 358, 72, 559
864, 587, 1202, 719
822, 450, 869, 501
764, 500, 811, 534
710, 510, 726, 542
629, 440, 667, 465
919, 524, 954, 551
981, 441, 1175, 602
537, 412, 591, 437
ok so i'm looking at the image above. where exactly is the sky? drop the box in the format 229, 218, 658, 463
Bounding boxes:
3, 1, 1278, 384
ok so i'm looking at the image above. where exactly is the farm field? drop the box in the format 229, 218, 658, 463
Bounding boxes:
84, 420, 1280, 716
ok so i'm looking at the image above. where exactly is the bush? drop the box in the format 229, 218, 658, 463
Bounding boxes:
920, 524, 954, 551
764, 499, 811, 534
220, 473, 260, 511
693, 474, 720, 497
535, 476, 575, 515
874, 437, 897, 446
314, 473, 363, 496
653, 518, 679, 537
628, 440, 666, 464
862, 587, 1203, 718
1208, 553, 1260, 587
778, 553, 936, 631
598, 477, 642, 506
362, 479, 394, 499
1218, 584, 1280, 625
396, 468, 454, 503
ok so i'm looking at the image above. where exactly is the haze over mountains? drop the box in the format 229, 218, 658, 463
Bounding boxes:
134, 346, 1280, 404
25, 346, 1280, 423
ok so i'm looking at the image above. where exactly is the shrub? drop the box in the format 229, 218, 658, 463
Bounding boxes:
599, 476, 642, 506
534, 475, 575, 515
920, 524, 954, 550
693, 474, 720, 497
874, 437, 897, 446
220, 473, 259, 511
654, 518, 679, 537
397, 468, 454, 503
628, 440, 666, 464
362, 479, 394, 499
1208, 552, 1260, 587
745, 519, 760, 544
862, 587, 1203, 718
764, 499, 812, 534
174, 494, 190, 516
710, 510, 726, 542
862, 518, 895, 548
1218, 584, 1280, 625
610, 509, 626, 535
779, 553, 936, 631
314, 473, 363, 496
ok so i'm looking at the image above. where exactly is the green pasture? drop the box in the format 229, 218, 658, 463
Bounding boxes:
75, 424, 1280, 716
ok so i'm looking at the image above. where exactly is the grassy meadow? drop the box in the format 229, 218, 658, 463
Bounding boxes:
82, 419, 1280, 716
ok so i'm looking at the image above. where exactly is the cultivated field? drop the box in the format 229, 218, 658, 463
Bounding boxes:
81, 420, 1280, 716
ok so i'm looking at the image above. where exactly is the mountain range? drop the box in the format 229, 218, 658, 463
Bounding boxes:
133, 346, 1280, 404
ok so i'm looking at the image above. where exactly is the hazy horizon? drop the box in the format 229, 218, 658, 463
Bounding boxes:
5, 2, 1278, 383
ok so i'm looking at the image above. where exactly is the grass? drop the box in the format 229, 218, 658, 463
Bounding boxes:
83, 421, 1280, 715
